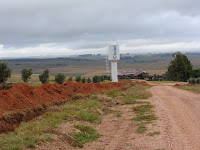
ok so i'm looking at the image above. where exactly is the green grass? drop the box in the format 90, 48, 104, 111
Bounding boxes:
177, 85, 200, 94
132, 104, 154, 115
147, 131, 160, 136
0, 97, 106, 149
120, 86, 152, 105
148, 81, 181, 84
132, 114, 157, 122
105, 85, 152, 105
132, 102, 157, 134
136, 126, 147, 133
68, 124, 101, 148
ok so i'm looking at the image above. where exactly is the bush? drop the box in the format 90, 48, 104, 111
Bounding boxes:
100, 75, 105, 82
76, 76, 81, 82
39, 69, 49, 84
68, 76, 73, 81
87, 78, 92, 83
21, 68, 32, 83
0, 61, 11, 84
81, 77, 86, 83
197, 78, 200, 84
55, 73, 65, 84
92, 75, 101, 83
189, 78, 200, 84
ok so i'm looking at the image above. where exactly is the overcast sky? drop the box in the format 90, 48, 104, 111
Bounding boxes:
0, 0, 200, 57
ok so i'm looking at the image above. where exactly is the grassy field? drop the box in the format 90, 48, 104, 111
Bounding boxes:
0, 83, 152, 149
3, 53, 200, 77
177, 85, 200, 94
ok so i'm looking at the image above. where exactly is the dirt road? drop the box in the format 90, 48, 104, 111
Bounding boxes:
33, 85, 200, 150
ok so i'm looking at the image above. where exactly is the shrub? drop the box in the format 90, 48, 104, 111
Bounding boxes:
81, 77, 86, 83
0, 61, 11, 84
92, 75, 101, 83
76, 76, 81, 82
39, 69, 49, 84
87, 78, 92, 83
100, 75, 105, 82
188, 78, 200, 84
21, 68, 32, 83
55, 73, 65, 84
68, 76, 73, 81
197, 78, 200, 84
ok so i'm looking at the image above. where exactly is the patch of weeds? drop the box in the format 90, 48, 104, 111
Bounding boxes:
120, 86, 152, 104
147, 131, 160, 136
126, 143, 132, 146
68, 124, 100, 148
132, 114, 157, 122
76, 110, 102, 124
136, 126, 147, 133
132, 100, 157, 134
132, 104, 154, 115
105, 90, 125, 98
110, 120, 118, 122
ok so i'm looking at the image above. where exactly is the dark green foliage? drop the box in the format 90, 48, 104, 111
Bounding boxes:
81, 77, 86, 83
165, 52, 193, 81
68, 76, 73, 81
87, 78, 91, 83
55, 73, 65, 84
189, 78, 200, 84
69, 124, 100, 148
192, 69, 200, 78
100, 75, 105, 82
21, 68, 32, 83
103, 75, 111, 81
0, 61, 11, 84
92, 75, 101, 83
39, 69, 49, 84
76, 76, 81, 82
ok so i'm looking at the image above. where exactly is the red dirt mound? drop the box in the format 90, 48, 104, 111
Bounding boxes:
0, 81, 129, 116
0, 80, 130, 134
174, 84, 181, 87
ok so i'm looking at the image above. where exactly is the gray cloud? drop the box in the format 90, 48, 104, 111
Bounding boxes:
0, 0, 200, 57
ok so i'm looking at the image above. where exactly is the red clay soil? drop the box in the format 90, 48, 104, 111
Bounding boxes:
0, 80, 130, 134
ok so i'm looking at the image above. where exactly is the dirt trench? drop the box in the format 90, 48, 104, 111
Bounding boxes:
31, 84, 200, 150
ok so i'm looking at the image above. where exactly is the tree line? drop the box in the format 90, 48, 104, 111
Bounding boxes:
0, 61, 111, 85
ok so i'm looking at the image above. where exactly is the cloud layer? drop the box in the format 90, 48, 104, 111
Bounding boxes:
0, 0, 200, 57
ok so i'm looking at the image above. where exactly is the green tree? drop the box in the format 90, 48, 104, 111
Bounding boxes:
87, 78, 92, 83
0, 61, 12, 84
166, 52, 193, 81
76, 76, 81, 82
101, 75, 105, 82
92, 75, 101, 83
81, 77, 86, 83
192, 69, 200, 78
39, 69, 49, 84
55, 73, 65, 84
21, 68, 32, 83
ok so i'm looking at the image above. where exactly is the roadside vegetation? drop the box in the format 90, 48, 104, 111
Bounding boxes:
177, 85, 200, 94
0, 82, 153, 149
